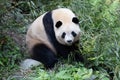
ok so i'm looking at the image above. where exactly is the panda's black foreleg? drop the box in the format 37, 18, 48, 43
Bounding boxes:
74, 53, 84, 62
32, 43, 58, 69
75, 44, 84, 62
72, 43, 84, 63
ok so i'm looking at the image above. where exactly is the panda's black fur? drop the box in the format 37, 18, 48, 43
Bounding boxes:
24, 8, 84, 69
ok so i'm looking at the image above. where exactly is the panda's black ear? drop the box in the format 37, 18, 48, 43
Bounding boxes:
55, 21, 62, 28
72, 17, 79, 24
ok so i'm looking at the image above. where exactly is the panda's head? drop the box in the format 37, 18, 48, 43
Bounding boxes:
52, 8, 81, 46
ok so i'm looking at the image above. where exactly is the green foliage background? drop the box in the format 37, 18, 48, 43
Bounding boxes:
0, 0, 120, 80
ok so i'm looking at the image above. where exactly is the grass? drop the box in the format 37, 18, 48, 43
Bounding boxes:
0, 0, 120, 80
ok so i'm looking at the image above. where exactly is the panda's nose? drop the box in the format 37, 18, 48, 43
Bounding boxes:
67, 40, 72, 43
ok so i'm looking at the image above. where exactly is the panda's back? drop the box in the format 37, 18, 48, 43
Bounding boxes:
26, 13, 56, 55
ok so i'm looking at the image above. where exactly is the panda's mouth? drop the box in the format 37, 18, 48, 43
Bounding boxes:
65, 40, 73, 46
66, 43, 73, 46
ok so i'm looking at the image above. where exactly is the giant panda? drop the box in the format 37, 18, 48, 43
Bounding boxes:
21, 8, 83, 69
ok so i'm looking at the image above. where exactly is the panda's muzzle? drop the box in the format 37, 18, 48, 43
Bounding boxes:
66, 39, 73, 46
67, 40, 72, 43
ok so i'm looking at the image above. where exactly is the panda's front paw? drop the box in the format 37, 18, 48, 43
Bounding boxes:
45, 58, 58, 69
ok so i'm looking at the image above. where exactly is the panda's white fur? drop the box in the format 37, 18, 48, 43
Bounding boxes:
21, 8, 83, 69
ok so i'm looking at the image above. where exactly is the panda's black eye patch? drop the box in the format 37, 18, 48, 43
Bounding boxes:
61, 32, 66, 38
71, 31, 77, 37
55, 21, 62, 28
72, 17, 79, 24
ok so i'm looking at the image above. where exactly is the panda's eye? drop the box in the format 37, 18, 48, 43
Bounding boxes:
55, 21, 62, 28
72, 17, 79, 24
71, 31, 77, 37
61, 32, 66, 38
